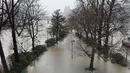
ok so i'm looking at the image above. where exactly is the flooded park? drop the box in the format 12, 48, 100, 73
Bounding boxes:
24, 35, 130, 73
1, 0, 130, 73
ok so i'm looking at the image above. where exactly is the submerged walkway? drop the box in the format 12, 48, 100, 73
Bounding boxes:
24, 35, 130, 73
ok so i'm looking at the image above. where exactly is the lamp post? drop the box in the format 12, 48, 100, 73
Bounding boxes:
71, 40, 75, 59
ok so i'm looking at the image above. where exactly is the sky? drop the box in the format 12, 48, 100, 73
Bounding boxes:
39, 0, 76, 15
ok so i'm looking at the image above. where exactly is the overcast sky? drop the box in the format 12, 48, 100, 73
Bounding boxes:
39, 0, 76, 15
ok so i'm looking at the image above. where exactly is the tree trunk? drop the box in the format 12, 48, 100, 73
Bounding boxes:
0, 40, 9, 73
56, 24, 59, 44
89, 47, 95, 70
98, 28, 102, 51
104, 23, 110, 58
104, 29, 109, 58
31, 23, 35, 50
104, 0, 115, 58
0, 1, 9, 72
11, 27, 19, 62
85, 32, 88, 41
97, 0, 105, 53
32, 37, 35, 50
11, 0, 19, 62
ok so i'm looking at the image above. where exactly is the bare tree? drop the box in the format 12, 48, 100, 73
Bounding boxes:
18, 0, 45, 49
3, 0, 22, 62
68, 0, 129, 70
0, 0, 9, 73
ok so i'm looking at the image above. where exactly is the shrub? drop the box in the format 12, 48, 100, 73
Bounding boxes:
45, 38, 56, 47
32, 45, 47, 57
75, 32, 82, 39
0, 67, 3, 73
9, 53, 30, 73
111, 53, 127, 66
58, 30, 68, 41
32, 45, 47, 54
9, 45, 47, 73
